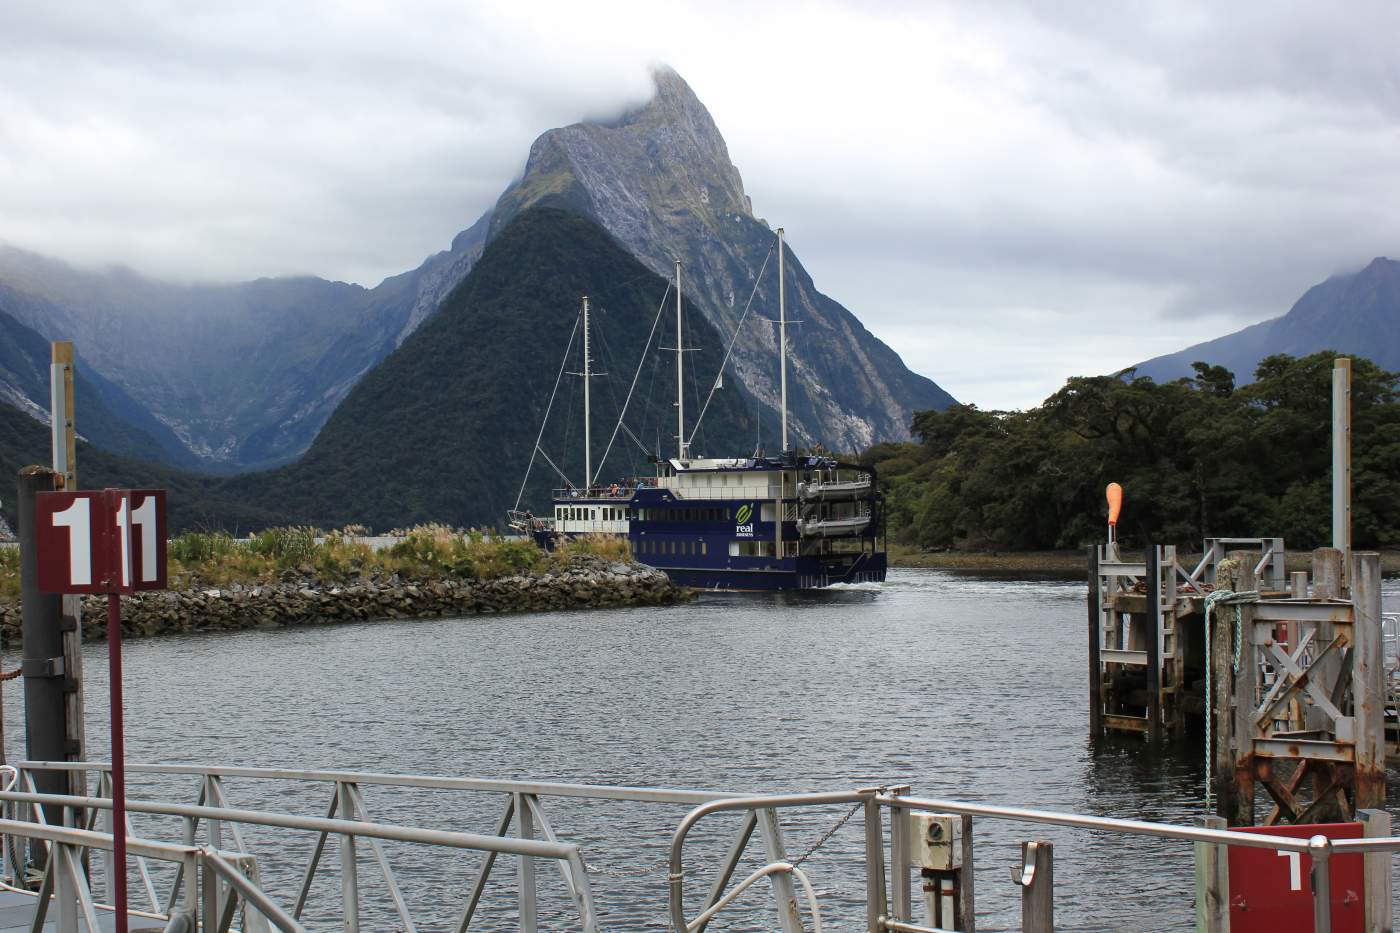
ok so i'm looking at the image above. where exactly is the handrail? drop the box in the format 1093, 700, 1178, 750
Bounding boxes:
871, 794, 1317, 853
667, 788, 1400, 933
203, 850, 308, 933
0, 816, 239, 862
684, 862, 824, 933
0, 790, 579, 860
669, 790, 874, 933
20, 760, 740, 806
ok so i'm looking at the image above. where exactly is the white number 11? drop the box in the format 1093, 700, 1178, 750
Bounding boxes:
131, 495, 156, 583
52, 498, 91, 585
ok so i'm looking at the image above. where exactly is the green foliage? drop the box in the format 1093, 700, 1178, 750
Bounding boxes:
169, 531, 236, 563
868, 351, 1400, 551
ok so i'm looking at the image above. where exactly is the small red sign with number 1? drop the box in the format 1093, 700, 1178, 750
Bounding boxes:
35, 489, 167, 594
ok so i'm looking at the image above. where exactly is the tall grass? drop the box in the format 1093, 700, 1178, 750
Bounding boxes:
0, 526, 633, 596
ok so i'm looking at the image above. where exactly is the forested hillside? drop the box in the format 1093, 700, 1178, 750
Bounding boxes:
867, 352, 1400, 551
222, 206, 766, 531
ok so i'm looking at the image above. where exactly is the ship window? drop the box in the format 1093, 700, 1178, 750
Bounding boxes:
761, 504, 775, 522
700, 541, 707, 556
728, 542, 739, 557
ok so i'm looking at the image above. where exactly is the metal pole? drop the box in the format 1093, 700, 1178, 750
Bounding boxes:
675, 261, 685, 461
107, 593, 128, 933
1332, 358, 1351, 588
1309, 834, 1333, 933
778, 228, 787, 452
582, 297, 591, 488
18, 467, 68, 839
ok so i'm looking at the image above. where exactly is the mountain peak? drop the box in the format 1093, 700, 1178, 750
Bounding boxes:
618, 65, 707, 125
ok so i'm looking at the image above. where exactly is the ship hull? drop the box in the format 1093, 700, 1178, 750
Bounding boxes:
653, 552, 887, 590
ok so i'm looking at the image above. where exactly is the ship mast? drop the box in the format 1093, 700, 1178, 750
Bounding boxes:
582, 295, 592, 487
778, 227, 788, 451
675, 260, 686, 460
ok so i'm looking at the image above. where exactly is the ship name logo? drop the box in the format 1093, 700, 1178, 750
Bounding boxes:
735, 502, 754, 537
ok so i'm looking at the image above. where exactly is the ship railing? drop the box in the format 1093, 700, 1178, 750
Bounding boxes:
6, 763, 607, 933
671, 787, 1400, 933
0, 799, 303, 933
553, 487, 639, 499
665, 485, 790, 502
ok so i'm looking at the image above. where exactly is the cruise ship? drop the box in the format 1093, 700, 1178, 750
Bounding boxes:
510, 229, 887, 590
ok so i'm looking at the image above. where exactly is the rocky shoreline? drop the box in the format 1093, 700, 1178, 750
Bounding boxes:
0, 558, 685, 644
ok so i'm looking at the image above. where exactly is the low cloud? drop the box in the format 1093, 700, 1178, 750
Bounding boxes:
2, 1, 1397, 409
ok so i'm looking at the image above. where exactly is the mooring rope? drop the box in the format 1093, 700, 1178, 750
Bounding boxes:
1202, 584, 1260, 808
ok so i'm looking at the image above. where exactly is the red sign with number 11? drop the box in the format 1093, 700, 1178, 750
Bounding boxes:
35, 488, 167, 595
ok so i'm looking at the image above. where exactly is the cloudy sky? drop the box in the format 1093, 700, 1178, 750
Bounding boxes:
3, 1, 1398, 409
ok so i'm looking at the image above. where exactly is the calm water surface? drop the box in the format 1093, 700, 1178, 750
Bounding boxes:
6, 568, 1398, 931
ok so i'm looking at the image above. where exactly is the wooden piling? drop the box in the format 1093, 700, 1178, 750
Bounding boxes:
1018, 841, 1053, 933
1145, 545, 1162, 741
1358, 808, 1392, 933
1353, 552, 1385, 812
1228, 552, 1258, 827
1210, 558, 1237, 824
1087, 546, 1102, 733
1193, 815, 1228, 933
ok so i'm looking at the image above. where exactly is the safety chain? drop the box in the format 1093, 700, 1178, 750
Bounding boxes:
0, 668, 19, 682
790, 801, 864, 869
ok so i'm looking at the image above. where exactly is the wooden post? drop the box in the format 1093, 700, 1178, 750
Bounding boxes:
1087, 546, 1102, 733
50, 342, 76, 492
1353, 553, 1385, 811
1145, 545, 1163, 741
1312, 548, 1342, 599
1333, 358, 1351, 588
1290, 571, 1308, 599
1229, 552, 1258, 827
959, 814, 975, 933
1017, 841, 1053, 933
1211, 557, 1239, 824
1307, 549, 1343, 738
49, 342, 85, 802
1357, 808, 1392, 933
1194, 815, 1228, 933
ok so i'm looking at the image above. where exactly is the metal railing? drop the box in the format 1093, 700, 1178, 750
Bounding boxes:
5, 764, 608, 933
670, 787, 1400, 933
14, 761, 801, 933
16, 762, 1400, 932
0, 811, 303, 933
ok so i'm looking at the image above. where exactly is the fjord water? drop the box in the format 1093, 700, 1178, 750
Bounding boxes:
14, 570, 1400, 931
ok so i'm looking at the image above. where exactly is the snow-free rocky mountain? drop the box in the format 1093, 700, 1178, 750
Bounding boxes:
0, 67, 951, 474
1134, 257, 1400, 385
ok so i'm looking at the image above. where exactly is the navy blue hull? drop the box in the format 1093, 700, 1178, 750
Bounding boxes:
648, 552, 887, 591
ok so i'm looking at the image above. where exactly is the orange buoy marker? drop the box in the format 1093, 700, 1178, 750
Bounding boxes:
1106, 482, 1123, 547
